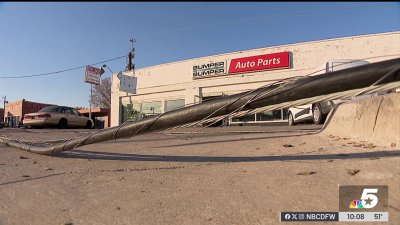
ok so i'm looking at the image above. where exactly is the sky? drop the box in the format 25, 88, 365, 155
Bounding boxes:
0, 2, 399, 108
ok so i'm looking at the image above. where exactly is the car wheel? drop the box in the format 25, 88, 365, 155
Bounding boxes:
313, 104, 324, 125
58, 119, 68, 129
85, 120, 92, 129
288, 112, 296, 126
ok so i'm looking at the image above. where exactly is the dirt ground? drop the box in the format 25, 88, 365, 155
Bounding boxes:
0, 126, 399, 225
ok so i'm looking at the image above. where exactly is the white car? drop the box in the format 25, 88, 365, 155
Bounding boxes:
288, 59, 370, 126
23, 106, 94, 129
288, 100, 336, 125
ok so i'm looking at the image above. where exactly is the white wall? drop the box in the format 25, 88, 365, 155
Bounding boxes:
111, 31, 400, 126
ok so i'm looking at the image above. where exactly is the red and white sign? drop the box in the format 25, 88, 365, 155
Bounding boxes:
228, 52, 290, 74
84, 65, 103, 85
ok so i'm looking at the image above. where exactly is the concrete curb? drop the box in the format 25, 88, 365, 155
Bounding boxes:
321, 93, 400, 147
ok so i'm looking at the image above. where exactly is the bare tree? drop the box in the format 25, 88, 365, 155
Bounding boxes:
89, 77, 111, 109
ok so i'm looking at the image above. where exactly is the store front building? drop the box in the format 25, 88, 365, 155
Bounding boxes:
3, 99, 56, 128
111, 31, 400, 127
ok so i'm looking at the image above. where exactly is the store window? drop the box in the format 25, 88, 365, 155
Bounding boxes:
142, 101, 162, 116
231, 114, 256, 123
165, 99, 185, 112
231, 109, 289, 124
122, 102, 141, 123
256, 110, 282, 121
121, 97, 141, 123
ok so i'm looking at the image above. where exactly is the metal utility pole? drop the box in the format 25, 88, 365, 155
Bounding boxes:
89, 84, 92, 120
85, 65, 103, 124
1, 95, 6, 122
2, 95, 6, 110
128, 37, 136, 71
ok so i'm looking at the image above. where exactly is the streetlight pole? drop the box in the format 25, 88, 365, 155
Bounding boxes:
89, 84, 92, 120
1, 95, 7, 121
103, 64, 113, 74
2, 95, 6, 111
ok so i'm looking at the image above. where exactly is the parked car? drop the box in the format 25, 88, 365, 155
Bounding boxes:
288, 59, 370, 126
23, 106, 93, 129
288, 100, 339, 126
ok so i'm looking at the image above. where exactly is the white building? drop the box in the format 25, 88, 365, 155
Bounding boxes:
111, 31, 400, 127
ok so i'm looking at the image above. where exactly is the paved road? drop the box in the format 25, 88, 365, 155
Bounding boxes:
0, 125, 399, 225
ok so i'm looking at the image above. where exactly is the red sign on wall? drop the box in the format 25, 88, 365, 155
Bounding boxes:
228, 52, 290, 74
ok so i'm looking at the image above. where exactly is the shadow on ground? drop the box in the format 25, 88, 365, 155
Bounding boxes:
96, 128, 319, 145
56, 149, 400, 163
153, 133, 316, 148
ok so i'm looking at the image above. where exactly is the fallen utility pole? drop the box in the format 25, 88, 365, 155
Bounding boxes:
1, 58, 400, 155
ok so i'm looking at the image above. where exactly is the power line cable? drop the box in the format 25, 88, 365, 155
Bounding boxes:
0, 55, 126, 79
0, 4, 391, 78
137, 3, 391, 39
1, 58, 398, 154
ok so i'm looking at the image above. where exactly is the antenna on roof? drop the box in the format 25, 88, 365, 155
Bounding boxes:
127, 37, 136, 72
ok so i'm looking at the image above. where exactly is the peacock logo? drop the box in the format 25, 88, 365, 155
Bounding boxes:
349, 200, 364, 209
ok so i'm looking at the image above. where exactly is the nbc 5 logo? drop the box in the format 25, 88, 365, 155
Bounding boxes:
349, 188, 379, 209
361, 188, 379, 208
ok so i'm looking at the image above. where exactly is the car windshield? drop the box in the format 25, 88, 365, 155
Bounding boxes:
39, 106, 58, 112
